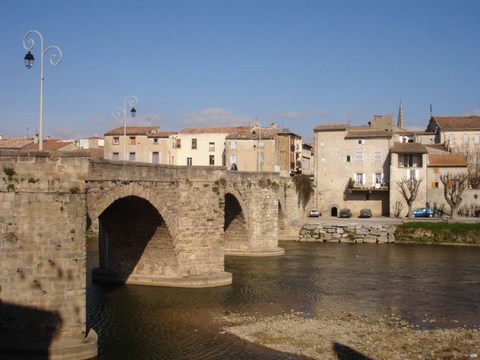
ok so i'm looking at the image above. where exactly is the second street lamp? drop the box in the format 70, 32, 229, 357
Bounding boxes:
113, 96, 138, 161
23, 30, 63, 151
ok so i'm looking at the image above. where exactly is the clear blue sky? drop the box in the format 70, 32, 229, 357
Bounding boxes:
1, 0, 479, 142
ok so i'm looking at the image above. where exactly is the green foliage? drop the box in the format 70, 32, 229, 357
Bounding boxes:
292, 174, 313, 209
396, 222, 480, 245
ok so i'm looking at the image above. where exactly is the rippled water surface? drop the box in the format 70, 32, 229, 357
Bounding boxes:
87, 240, 480, 359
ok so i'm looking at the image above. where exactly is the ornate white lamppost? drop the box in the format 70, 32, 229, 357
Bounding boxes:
113, 96, 137, 161
23, 30, 63, 151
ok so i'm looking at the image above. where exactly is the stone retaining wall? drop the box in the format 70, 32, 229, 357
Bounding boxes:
299, 223, 396, 243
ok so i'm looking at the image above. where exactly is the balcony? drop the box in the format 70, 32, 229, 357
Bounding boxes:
347, 180, 389, 193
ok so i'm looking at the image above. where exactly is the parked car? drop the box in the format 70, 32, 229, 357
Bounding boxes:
308, 209, 320, 217
412, 208, 434, 217
339, 208, 352, 218
359, 208, 372, 218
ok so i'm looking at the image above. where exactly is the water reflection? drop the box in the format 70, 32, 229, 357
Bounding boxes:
87, 240, 480, 359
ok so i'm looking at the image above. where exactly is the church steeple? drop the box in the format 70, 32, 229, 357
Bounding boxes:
397, 100, 405, 129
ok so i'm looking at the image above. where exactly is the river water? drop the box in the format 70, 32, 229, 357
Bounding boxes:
86, 240, 480, 359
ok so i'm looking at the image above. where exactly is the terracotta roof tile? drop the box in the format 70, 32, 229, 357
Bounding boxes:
428, 153, 467, 167
345, 130, 393, 139
432, 116, 480, 131
391, 142, 427, 154
24, 139, 76, 151
314, 124, 347, 132
0, 138, 33, 149
104, 126, 159, 136
180, 126, 251, 134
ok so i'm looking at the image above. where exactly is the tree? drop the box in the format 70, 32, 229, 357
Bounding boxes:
292, 174, 313, 210
396, 178, 422, 218
439, 172, 468, 219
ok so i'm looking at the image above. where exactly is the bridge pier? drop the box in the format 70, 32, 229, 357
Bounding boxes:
0, 152, 97, 359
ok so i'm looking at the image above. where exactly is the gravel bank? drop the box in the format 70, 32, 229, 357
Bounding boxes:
218, 311, 480, 359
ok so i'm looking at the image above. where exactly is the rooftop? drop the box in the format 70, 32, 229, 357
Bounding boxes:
428, 153, 467, 167
104, 126, 159, 136
391, 142, 428, 154
431, 116, 480, 131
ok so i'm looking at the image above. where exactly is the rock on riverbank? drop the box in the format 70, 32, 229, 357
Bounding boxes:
299, 224, 396, 243
219, 312, 480, 360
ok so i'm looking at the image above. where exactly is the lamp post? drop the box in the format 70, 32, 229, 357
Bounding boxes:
113, 96, 137, 161
253, 120, 262, 172
23, 30, 63, 151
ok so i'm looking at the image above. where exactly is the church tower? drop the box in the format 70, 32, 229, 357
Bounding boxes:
397, 100, 405, 129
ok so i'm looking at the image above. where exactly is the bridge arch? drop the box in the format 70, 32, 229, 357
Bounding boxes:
224, 191, 249, 252
94, 195, 178, 283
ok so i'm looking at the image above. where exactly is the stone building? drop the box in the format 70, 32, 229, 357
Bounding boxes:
314, 115, 394, 217
314, 113, 479, 218
104, 126, 161, 162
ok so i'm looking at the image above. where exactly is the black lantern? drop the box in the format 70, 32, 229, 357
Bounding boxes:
130, 107, 137, 118
24, 51, 34, 69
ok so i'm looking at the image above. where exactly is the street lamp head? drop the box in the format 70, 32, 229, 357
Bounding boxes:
24, 51, 34, 69
130, 107, 137, 118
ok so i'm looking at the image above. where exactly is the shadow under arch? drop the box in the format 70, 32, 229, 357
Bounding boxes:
93, 195, 178, 284
224, 192, 248, 251
277, 200, 287, 238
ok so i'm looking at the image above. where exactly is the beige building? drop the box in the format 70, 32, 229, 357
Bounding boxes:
314, 113, 480, 218
388, 142, 428, 217
172, 126, 251, 167
104, 126, 163, 162
225, 125, 277, 172
314, 115, 394, 217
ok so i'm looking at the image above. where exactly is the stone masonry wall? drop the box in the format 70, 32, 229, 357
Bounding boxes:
0, 150, 96, 358
299, 223, 396, 243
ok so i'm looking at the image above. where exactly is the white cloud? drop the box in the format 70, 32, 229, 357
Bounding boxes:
181, 108, 254, 128
461, 109, 480, 117
272, 109, 329, 121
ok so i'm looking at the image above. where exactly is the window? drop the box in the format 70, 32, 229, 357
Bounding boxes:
355, 151, 363, 163
434, 167, 439, 173
187, 157, 192, 166
463, 134, 469, 145
408, 169, 417, 180
152, 152, 159, 163
357, 139, 365, 145
432, 181, 439, 188
355, 173, 364, 185
112, 152, 119, 160
230, 140, 236, 149
373, 150, 382, 163
153, 138, 158, 145
346, 155, 351, 163
191, 138, 197, 149
129, 152, 136, 161
475, 134, 480, 145
175, 138, 181, 149
374, 173, 382, 184
209, 155, 215, 165
449, 134, 455, 145
398, 154, 422, 168
129, 136, 136, 145
208, 142, 215, 151
113, 136, 119, 145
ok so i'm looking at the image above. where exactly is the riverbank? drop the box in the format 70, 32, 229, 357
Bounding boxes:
219, 311, 480, 359
299, 218, 480, 245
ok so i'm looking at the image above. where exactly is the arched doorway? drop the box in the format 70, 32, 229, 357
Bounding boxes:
331, 206, 338, 217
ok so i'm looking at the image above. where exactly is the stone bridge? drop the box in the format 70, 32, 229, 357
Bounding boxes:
0, 151, 302, 359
